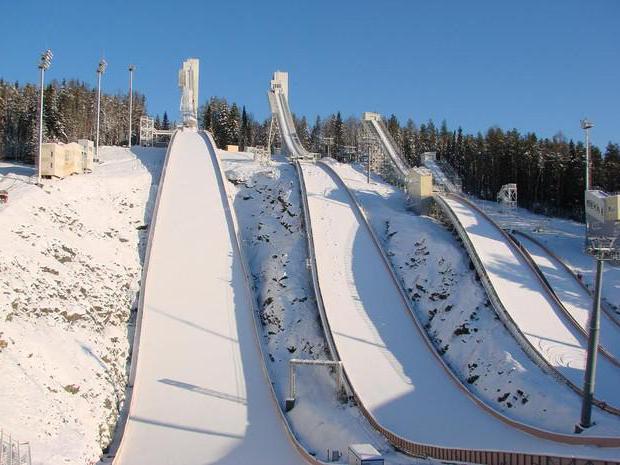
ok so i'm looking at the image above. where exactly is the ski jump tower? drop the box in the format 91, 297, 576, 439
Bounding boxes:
267, 71, 317, 160
179, 58, 199, 128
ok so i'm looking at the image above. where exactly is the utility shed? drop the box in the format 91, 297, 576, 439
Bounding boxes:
348, 444, 383, 465
407, 166, 433, 214
226, 144, 239, 152
40, 141, 94, 178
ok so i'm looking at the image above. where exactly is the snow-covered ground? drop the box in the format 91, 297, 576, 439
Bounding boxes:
0, 146, 165, 465
325, 159, 620, 441
221, 152, 421, 465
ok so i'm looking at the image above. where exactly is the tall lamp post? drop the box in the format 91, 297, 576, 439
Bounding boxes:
581, 118, 594, 191
37, 49, 53, 185
95, 59, 107, 162
128, 65, 135, 147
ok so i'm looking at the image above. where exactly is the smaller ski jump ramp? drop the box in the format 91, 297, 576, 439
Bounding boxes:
438, 194, 620, 412
112, 130, 309, 464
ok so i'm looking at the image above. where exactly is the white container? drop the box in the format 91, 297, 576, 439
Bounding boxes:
348, 444, 383, 465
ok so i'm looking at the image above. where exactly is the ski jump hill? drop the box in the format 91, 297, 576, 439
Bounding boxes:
107, 129, 314, 464
269, 73, 620, 463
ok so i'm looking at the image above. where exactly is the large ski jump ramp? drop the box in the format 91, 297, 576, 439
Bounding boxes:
112, 130, 309, 464
438, 194, 620, 412
298, 161, 620, 458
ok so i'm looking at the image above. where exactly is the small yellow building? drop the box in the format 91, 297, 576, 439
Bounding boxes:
407, 167, 433, 214
226, 144, 239, 152
39, 140, 94, 178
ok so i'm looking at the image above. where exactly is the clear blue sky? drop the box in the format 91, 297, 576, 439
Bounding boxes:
1, 0, 618, 146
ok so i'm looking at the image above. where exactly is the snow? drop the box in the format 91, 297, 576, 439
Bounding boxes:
441, 194, 620, 409
306, 159, 620, 456
514, 233, 620, 362
113, 131, 307, 464
476, 201, 620, 322
220, 151, 421, 465
0, 145, 166, 465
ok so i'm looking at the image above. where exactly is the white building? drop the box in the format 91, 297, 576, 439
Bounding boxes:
39, 140, 94, 178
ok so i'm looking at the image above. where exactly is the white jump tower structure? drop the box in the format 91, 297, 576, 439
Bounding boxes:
179, 58, 199, 128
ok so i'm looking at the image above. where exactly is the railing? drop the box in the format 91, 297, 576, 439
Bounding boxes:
435, 192, 620, 417
0, 430, 31, 465
297, 160, 620, 463
205, 132, 326, 465
512, 230, 620, 329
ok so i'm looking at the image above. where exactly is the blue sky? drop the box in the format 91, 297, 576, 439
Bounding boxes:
1, 0, 618, 146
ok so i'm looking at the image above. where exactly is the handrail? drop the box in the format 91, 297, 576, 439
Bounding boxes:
298, 160, 620, 460
512, 230, 620, 329
509, 232, 620, 367
437, 192, 620, 416
106, 130, 179, 460
206, 133, 325, 465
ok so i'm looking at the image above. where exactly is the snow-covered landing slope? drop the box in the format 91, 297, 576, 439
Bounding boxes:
514, 232, 620, 362
113, 131, 308, 465
298, 162, 620, 457
441, 194, 620, 410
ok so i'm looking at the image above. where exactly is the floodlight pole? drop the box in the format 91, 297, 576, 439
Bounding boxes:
128, 65, 135, 147
95, 59, 107, 162
581, 119, 593, 191
37, 49, 53, 185
578, 257, 604, 430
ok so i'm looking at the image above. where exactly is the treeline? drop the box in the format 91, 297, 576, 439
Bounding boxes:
0, 79, 146, 163
200, 97, 358, 153
201, 97, 619, 220
383, 117, 620, 219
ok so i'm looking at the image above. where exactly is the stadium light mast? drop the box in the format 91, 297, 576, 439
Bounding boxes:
95, 59, 107, 161
37, 49, 53, 185
581, 118, 594, 191
128, 65, 135, 147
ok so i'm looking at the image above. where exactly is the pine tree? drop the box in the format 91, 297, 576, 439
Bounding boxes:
310, 116, 321, 152
333, 111, 344, 155
162, 112, 170, 130
228, 103, 240, 145
240, 105, 248, 150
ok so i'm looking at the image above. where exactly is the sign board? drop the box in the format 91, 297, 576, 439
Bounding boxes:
585, 190, 620, 258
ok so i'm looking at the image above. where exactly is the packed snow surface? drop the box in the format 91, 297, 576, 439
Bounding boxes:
113, 131, 306, 464
515, 233, 620, 361
477, 202, 620, 326
0, 146, 165, 465
300, 160, 620, 457
442, 194, 620, 407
